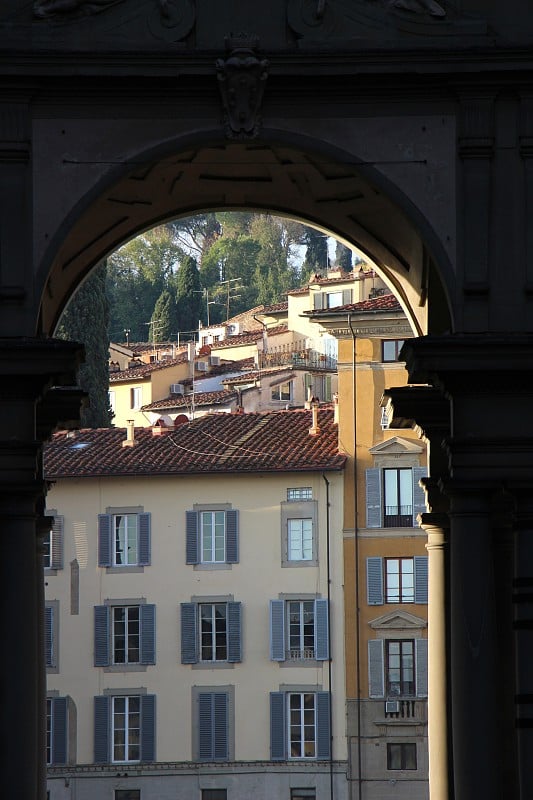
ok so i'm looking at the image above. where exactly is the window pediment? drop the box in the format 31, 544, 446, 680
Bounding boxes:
369, 437, 423, 456
369, 609, 427, 632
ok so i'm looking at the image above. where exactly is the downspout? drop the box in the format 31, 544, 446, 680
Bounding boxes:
348, 314, 363, 800
323, 473, 334, 800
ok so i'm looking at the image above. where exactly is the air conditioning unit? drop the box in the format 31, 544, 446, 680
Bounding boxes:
196, 361, 208, 372
385, 700, 400, 714
227, 322, 241, 335
209, 356, 220, 366
170, 383, 184, 395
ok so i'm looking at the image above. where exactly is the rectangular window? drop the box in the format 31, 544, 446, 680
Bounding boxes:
109, 390, 116, 415
196, 690, 231, 761
287, 487, 312, 501
46, 698, 52, 765
291, 791, 316, 800
288, 519, 313, 561
130, 387, 142, 409
386, 640, 415, 697
43, 529, 53, 569
288, 693, 316, 758
200, 603, 228, 662
202, 791, 227, 800
271, 381, 293, 401
383, 468, 413, 527
201, 511, 226, 563
114, 514, 139, 566
287, 601, 315, 660
382, 339, 405, 362
112, 606, 140, 664
115, 792, 141, 800
387, 742, 417, 770
326, 291, 343, 308
112, 696, 141, 763
385, 558, 415, 603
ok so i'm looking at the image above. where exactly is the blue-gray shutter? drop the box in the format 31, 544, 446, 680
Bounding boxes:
270, 599, 285, 661
226, 509, 239, 563
213, 692, 229, 760
198, 693, 213, 760
94, 605, 110, 667
198, 692, 228, 761
44, 605, 53, 667
51, 516, 64, 569
94, 696, 109, 763
366, 468, 382, 528
270, 692, 286, 760
367, 557, 384, 605
180, 603, 198, 664
98, 514, 112, 567
316, 692, 331, 760
342, 288, 352, 305
52, 697, 68, 765
313, 291, 325, 310
141, 694, 156, 762
416, 638, 429, 698
368, 639, 385, 698
186, 511, 199, 564
414, 555, 429, 604
138, 513, 151, 566
314, 598, 329, 661
412, 467, 428, 524
227, 601, 242, 663
140, 604, 156, 665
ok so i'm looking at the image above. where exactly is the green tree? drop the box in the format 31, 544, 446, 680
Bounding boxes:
335, 241, 352, 271
149, 290, 177, 342
176, 255, 202, 333
56, 261, 113, 428
302, 228, 329, 276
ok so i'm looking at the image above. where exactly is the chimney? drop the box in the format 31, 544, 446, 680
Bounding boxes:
122, 419, 136, 447
309, 401, 320, 436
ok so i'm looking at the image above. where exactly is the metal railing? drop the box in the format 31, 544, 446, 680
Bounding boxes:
259, 348, 337, 371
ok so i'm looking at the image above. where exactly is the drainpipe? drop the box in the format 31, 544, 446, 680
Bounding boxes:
323, 473, 334, 800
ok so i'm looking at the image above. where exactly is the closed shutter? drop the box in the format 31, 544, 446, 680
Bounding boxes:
316, 692, 331, 760
368, 639, 385, 698
51, 516, 64, 570
226, 509, 239, 563
140, 604, 156, 665
414, 555, 429, 604
98, 514, 112, 567
198, 692, 228, 761
342, 288, 352, 305
94, 605, 110, 667
269, 599, 285, 661
366, 557, 384, 605
213, 693, 228, 760
227, 601, 242, 663
51, 697, 68, 765
412, 467, 428, 524
314, 599, 329, 661
180, 603, 198, 664
94, 696, 109, 763
366, 468, 382, 528
186, 511, 199, 564
44, 605, 53, 668
270, 692, 286, 760
313, 291, 325, 310
415, 638, 429, 698
138, 513, 151, 566
141, 694, 156, 762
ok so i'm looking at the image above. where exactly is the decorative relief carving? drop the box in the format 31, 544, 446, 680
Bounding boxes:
216, 35, 269, 140
33, 0, 123, 18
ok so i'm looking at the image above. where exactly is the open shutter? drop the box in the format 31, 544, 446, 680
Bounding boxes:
141, 694, 156, 762
140, 604, 156, 665
98, 514, 112, 567
138, 513, 151, 566
44, 605, 53, 667
368, 639, 385, 698
180, 603, 198, 664
270, 599, 285, 661
416, 638, 429, 698
366, 557, 384, 605
213, 692, 229, 760
414, 556, 429, 604
186, 511, 199, 564
51, 516, 64, 569
412, 467, 428, 524
316, 692, 331, 760
314, 599, 329, 661
198, 693, 213, 760
227, 601, 242, 663
270, 692, 286, 760
226, 509, 239, 563
313, 291, 325, 310
94, 606, 110, 667
94, 696, 109, 763
365, 468, 382, 528
342, 288, 353, 305
52, 697, 68, 765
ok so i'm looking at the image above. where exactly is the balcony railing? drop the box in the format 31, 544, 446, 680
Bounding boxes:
287, 648, 315, 660
384, 505, 413, 528
259, 348, 337, 371
385, 699, 419, 719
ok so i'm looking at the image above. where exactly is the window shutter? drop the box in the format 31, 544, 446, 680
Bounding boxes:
365, 468, 382, 528
342, 288, 352, 305
227, 601, 242, 663
51, 516, 64, 569
226, 509, 239, 563
140, 604, 156, 665
180, 603, 198, 664
141, 694, 156, 762
98, 514, 112, 567
366, 557, 384, 605
213, 692, 229, 760
51, 697, 68, 765
316, 692, 331, 760
368, 639, 385, 698
416, 638, 429, 698
198, 692, 213, 760
138, 513, 151, 566
44, 605, 53, 668
269, 599, 285, 661
94, 696, 109, 763
270, 692, 286, 760
414, 555, 429, 604
186, 511, 199, 564
313, 291, 324, 310
412, 467, 428, 524
94, 605, 110, 667
198, 692, 228, 761
314, 598, 329, 661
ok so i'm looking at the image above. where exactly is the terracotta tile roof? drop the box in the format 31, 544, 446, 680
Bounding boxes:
109, 353, 189, 382
210, 324, 288, 349
304, 294, 402, 315
142, 389, 238, 411
44, 409, 345, 478
261, 301, 288, 313
221, 367, 292, 386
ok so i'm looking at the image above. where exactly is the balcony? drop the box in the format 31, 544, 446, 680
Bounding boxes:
384, 699, 419, 719
383, 505, 413, 528
287, 648, 315, 661
259, 347, 337, 371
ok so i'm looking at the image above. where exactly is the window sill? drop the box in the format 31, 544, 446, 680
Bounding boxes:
191, 662, 235, 670
282, 560, 318, 568
193, 563, 233, 571
278, 659, 319, 668
105, 566, 145, 574
103, 664, 148, 673
44, 568, 59, 576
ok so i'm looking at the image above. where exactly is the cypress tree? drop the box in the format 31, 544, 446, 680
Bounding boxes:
176, 255, 202, 333
335, 241, 352, 271
150, 290, 176, 342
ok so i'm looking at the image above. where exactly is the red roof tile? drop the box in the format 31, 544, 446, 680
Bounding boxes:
142, 389, 238, 411
304, 294, 402, 315
109, 353, 189, 382
210, 324, 288, 349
